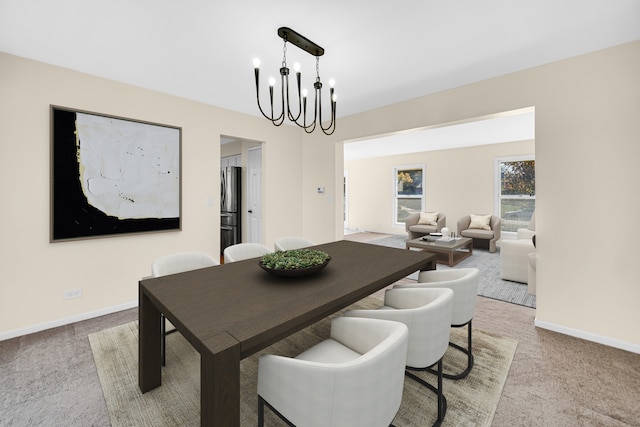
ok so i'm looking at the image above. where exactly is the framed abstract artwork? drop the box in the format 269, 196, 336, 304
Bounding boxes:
50, 106, 181, 242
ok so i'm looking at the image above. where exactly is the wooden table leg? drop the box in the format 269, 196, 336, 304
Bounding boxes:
201, 333, 241, 427
139, 284, 161, 393
419, 255, 437, 272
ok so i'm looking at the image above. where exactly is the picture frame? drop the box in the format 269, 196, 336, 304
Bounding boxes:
50, 105, 182, 242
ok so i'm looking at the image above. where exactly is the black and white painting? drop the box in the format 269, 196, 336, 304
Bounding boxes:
51, 106, 181, 241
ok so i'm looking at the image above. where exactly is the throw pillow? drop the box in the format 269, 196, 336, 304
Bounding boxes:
469, 214, 492, 230
418, 212, 439, 226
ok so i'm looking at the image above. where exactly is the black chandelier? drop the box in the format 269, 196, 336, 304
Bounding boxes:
253, 27, 336, 135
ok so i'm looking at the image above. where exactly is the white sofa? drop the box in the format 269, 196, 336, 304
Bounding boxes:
528, 252, 537, 295
499, 212, 536, 285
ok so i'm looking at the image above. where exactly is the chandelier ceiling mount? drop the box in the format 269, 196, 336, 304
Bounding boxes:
277, 27, 324, 57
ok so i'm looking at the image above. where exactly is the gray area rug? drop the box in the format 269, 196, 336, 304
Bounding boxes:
368, 235, 537, 308
89, 296, 517, 427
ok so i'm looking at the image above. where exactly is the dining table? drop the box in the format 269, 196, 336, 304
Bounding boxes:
138, 239, 437, 426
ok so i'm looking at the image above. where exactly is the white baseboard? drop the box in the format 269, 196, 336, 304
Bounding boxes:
5, 303, 638, 355
0, 300, 138, 342
535, 317, 640, 354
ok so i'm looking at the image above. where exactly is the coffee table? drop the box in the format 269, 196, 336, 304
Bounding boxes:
406, 236, 473, 267
139, 240, 436, 426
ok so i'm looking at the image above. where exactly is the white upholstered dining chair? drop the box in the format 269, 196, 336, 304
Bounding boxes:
151, 251, 218, 366
257, 317, 409, 427
345, 287, 454, 426
152, 251, 218, 277
274, 236, 314, 251
223, 242, 272, 263
395, 267, 480, 380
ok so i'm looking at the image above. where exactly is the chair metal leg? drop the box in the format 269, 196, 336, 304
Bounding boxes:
258, 396, 264, 427
257, 395, 295, 427
427, 319, 474, 380
161, 315, 179, 367
406, 358, 447, 427
444, 320, 474, 380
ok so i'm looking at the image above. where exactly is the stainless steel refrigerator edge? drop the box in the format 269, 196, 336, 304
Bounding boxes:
220, 166, 241, 254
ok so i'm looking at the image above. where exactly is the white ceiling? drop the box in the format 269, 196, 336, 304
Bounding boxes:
344, 108, 535, 160
1, 0, 639, 149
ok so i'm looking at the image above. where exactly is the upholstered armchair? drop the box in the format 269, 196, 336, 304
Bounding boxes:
500, 211, 536, 285
500, 237, 535, 283
345, 288, 454, 426
257, 317, 409, 427
457, 214, 501, 253
395, 268, 480, 380
405, 212, 446, 240
528, 252, 537, 295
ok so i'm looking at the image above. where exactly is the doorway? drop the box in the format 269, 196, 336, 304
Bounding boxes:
342, 107, 535, 235
246, 146, 263, 243
220, 135, 264, 247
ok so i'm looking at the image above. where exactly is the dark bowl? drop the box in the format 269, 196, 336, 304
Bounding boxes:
259, 258, 331, 278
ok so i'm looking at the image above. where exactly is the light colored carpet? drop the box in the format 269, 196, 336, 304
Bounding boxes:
368, 235, 537, 308
89, 297, 517, 426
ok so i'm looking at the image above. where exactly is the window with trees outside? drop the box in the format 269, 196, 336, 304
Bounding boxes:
495, 156, 535, 233
395, 166, 424, 224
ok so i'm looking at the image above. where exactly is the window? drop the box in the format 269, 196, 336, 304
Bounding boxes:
395, 165, 424, 224
494, 156, 535, 233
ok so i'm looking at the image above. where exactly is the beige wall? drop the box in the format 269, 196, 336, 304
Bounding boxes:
302, 40, 640, 352
0, 53, 303, 336
2, 40, 639, 353
345, 140, 535, 234
220, 140, 243, 158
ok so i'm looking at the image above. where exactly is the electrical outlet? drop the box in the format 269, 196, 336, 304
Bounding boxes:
63, 288, 82, 300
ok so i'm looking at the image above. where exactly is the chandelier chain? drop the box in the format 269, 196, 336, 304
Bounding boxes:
282, 39, 288, 68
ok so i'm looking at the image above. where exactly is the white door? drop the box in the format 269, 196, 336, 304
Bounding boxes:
247, 147, 263, 243
343, 171, 349, 230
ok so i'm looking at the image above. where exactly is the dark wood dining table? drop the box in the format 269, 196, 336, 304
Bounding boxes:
138, 240, 436, 426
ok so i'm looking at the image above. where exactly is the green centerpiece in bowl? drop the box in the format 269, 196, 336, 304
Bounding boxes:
260, 249, 331, 277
